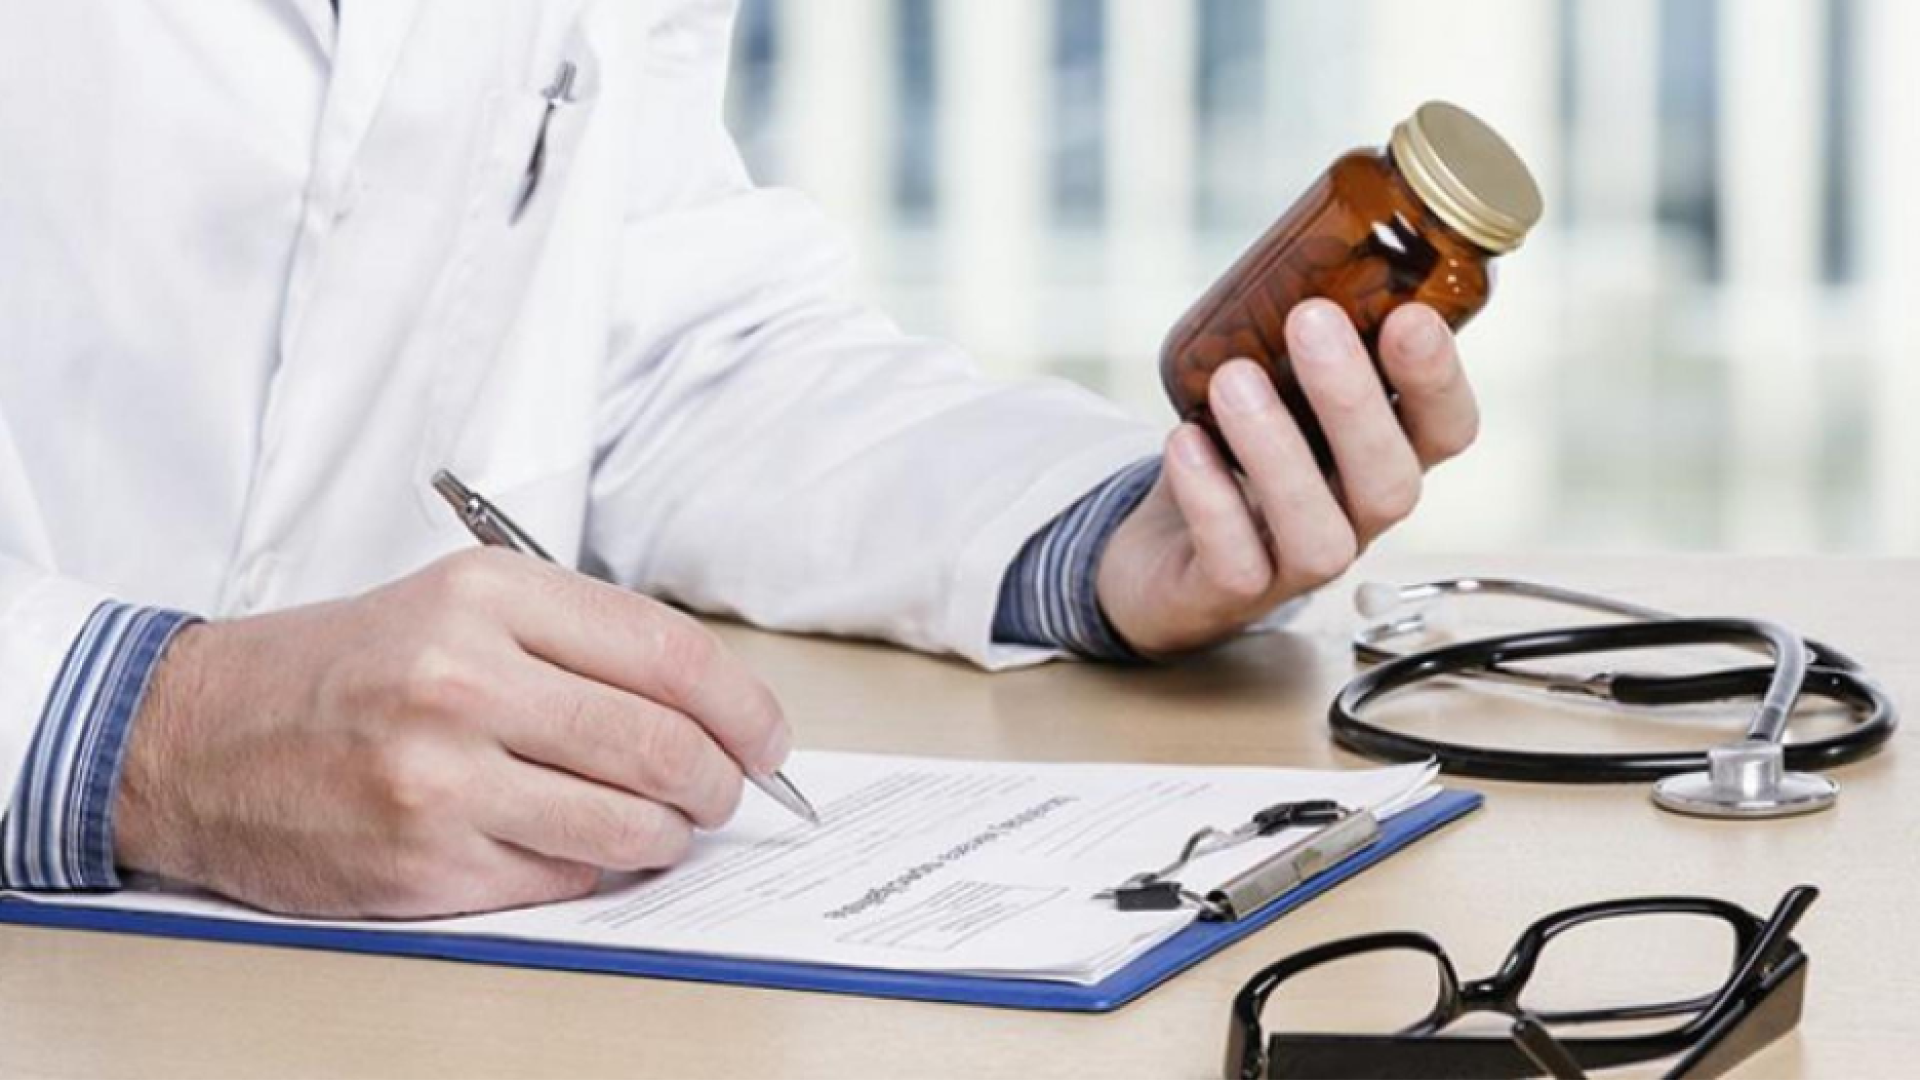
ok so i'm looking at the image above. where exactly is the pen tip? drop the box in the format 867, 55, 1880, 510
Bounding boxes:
761, 770, 821, 827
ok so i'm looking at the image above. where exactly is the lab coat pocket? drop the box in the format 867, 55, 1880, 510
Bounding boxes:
478, 62, 600, 230
412, 57, 602, 518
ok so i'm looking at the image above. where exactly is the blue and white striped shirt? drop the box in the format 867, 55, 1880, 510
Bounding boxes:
1, 604, 193, 890
993, 457, 1162, 661
0, 458, 1158, 891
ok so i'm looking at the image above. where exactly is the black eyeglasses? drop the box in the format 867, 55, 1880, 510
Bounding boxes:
1228, 885, 1817, 1080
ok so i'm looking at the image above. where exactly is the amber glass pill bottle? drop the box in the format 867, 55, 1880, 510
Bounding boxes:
1160, 100, 1543, 467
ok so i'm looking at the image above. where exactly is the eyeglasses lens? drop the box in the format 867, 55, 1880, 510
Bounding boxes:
1520, 911, 1740, 1027
1260, 947, 1451, 1036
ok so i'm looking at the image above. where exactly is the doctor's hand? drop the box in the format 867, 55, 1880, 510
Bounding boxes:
1097, 301, 1477, 657
112, 550, 791, 918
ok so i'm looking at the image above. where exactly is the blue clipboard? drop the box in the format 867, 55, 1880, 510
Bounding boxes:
0, 789, 1479, 1013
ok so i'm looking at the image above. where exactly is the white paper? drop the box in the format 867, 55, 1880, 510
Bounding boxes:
10, 752, 1438, 985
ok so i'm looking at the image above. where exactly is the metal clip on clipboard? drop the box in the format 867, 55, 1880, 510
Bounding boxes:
1095, 801, 1383, 922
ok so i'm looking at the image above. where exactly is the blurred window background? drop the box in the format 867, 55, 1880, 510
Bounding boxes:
725, 0, 1919, 555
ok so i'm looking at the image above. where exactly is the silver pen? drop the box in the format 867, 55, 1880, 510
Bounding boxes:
431, 469, 820, 827
1203, 810, 1380, 921
511, 60, 578, 225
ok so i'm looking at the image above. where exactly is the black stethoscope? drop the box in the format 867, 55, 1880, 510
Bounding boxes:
1330, 578, 1897, 819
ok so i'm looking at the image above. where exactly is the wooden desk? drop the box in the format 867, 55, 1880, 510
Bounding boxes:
1, 555, 1912, 1077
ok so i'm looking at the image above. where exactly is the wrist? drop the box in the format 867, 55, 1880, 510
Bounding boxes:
113, 619, 214, 880
1094, 514, 1167, 659
1095, 484, 1253, 660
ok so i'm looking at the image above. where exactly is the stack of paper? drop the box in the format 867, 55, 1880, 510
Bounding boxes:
11, 752, 1440, 986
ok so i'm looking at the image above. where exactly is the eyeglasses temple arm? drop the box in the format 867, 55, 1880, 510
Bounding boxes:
1511, 1016, 1588, 1080
1664, 951, 1809, 1080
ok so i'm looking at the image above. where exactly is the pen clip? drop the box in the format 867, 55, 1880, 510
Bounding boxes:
512, 60, 579, 225
544, 60, 580, 107
431, 468, 555, 562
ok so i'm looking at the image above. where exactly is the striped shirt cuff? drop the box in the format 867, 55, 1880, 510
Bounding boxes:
2, 603, 196, 891
993, 457, 1163, 662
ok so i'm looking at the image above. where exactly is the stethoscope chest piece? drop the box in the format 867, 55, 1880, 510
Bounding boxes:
1651, 740, 1838, 819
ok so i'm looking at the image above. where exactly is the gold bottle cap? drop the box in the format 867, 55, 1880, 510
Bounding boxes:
1389, 101, 1543, 254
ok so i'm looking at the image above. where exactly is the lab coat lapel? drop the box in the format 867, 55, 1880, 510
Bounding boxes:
325, 0, 425, 176
286, 0, 341, 63
277, 0, 424, 359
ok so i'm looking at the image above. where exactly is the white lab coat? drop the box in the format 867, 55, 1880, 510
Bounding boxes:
0, 1, 1161, 802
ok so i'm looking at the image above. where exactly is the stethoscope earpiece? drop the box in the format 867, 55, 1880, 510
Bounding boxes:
1353, 581, 1406, 620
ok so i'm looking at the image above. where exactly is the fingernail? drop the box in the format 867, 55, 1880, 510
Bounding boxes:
1212, 363, 1269, 416
757, 723, 793, 775
1172, 426, 1214, 469
1403, 305, 1446, 357
1289, 301, 1347, 361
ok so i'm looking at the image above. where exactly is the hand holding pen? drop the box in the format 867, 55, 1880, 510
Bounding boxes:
432, 470, 819, 826
111, 480, 811, 920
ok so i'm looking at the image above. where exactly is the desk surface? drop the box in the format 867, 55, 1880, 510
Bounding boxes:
2, 554, 1913, 1078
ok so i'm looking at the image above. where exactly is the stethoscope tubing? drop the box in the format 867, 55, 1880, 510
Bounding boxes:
1334, 618, 1898, 784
